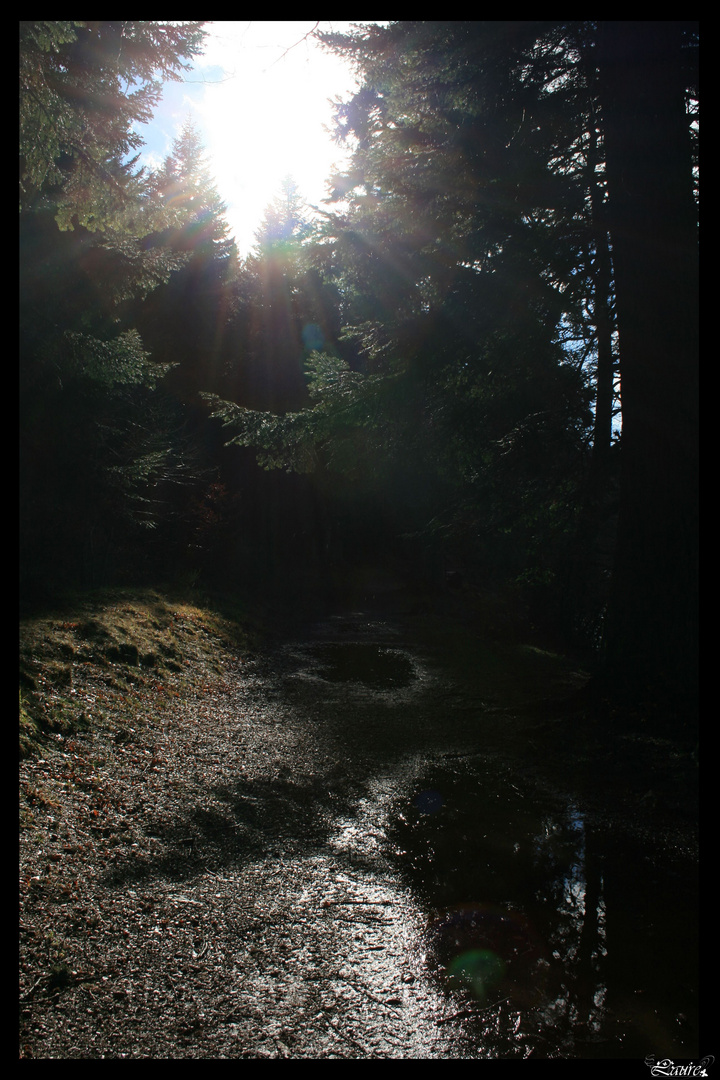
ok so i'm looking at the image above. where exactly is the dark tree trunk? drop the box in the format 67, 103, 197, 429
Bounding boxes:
597, 22, 698, 714
587, 113, 615, 488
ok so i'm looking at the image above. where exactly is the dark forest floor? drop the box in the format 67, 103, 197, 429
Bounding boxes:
19, 586, 699, 1058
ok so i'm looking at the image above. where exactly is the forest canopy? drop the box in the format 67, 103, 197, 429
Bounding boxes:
19, 21, 698, 712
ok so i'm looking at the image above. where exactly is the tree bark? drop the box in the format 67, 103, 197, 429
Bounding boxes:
597, 22, 698, 713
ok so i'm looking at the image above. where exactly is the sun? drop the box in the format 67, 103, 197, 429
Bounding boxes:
187, 22, 360, 256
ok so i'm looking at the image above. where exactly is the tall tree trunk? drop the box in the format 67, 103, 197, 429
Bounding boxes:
597, 22, 698, 714
567, 106, 618, 645
587, 109, 615, 490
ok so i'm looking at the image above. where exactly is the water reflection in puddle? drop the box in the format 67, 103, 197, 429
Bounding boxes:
314, 643, 414, 689
287, 638, 432, 701
331, 755, 698, 1058
274, 621, 697, 1057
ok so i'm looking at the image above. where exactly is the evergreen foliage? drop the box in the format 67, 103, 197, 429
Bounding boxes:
20, 21, 205, 230
20, 22, 214, 595
130, 119, 239, 406
211, 22, 597, 609
19, 20, 698, 710
206, 20, 698, 709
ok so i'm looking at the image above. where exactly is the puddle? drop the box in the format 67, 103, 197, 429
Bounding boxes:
243, 614, 698, 1058
378, 755, 699, 1058
283, 631, 432, 702
313, 643, 414, 689
298, 733, 698, 1058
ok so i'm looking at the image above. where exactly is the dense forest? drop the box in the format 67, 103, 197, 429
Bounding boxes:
19, 21, 698, 720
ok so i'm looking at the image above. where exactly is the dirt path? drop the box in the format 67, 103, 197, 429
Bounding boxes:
19, 604, 698, 1059
19, 607, 468, 1057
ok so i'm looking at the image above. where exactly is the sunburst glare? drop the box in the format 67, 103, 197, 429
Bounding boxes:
138, 22, 363, 256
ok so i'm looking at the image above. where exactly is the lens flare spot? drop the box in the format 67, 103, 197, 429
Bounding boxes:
447, 949, 506, 1000
428, 903, 548, 1006
301, 322, 324, 351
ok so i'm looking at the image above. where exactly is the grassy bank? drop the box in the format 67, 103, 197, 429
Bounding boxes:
19, 587, 260, 759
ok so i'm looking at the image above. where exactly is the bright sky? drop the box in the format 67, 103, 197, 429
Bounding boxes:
138, 21, 366, 257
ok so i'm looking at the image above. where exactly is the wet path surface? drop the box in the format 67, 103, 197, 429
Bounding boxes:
22, 604, 697, 1059
205, 608, 699, 1059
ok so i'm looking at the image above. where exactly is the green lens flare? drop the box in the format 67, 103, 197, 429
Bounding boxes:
447, 949, 506, 1000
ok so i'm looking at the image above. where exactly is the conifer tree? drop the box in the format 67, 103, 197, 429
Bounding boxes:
154, 119, 237, 261
215, 21, 595, 592
209, 19, 698, 707
20, 21, 205, 230
597, 21, 698, 708
132, 120, 238, 405
226, 177, 321, 413
316, 20, 699, 706
20, 21, 211, 595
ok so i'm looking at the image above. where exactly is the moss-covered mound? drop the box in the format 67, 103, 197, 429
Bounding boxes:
19, 588, 258, 758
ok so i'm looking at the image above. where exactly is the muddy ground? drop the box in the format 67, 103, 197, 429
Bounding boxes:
19, 597, 699, 1058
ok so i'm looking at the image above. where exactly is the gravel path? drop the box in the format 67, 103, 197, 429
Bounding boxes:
19, 604, 698, 1059
19, 608, 489, 1058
